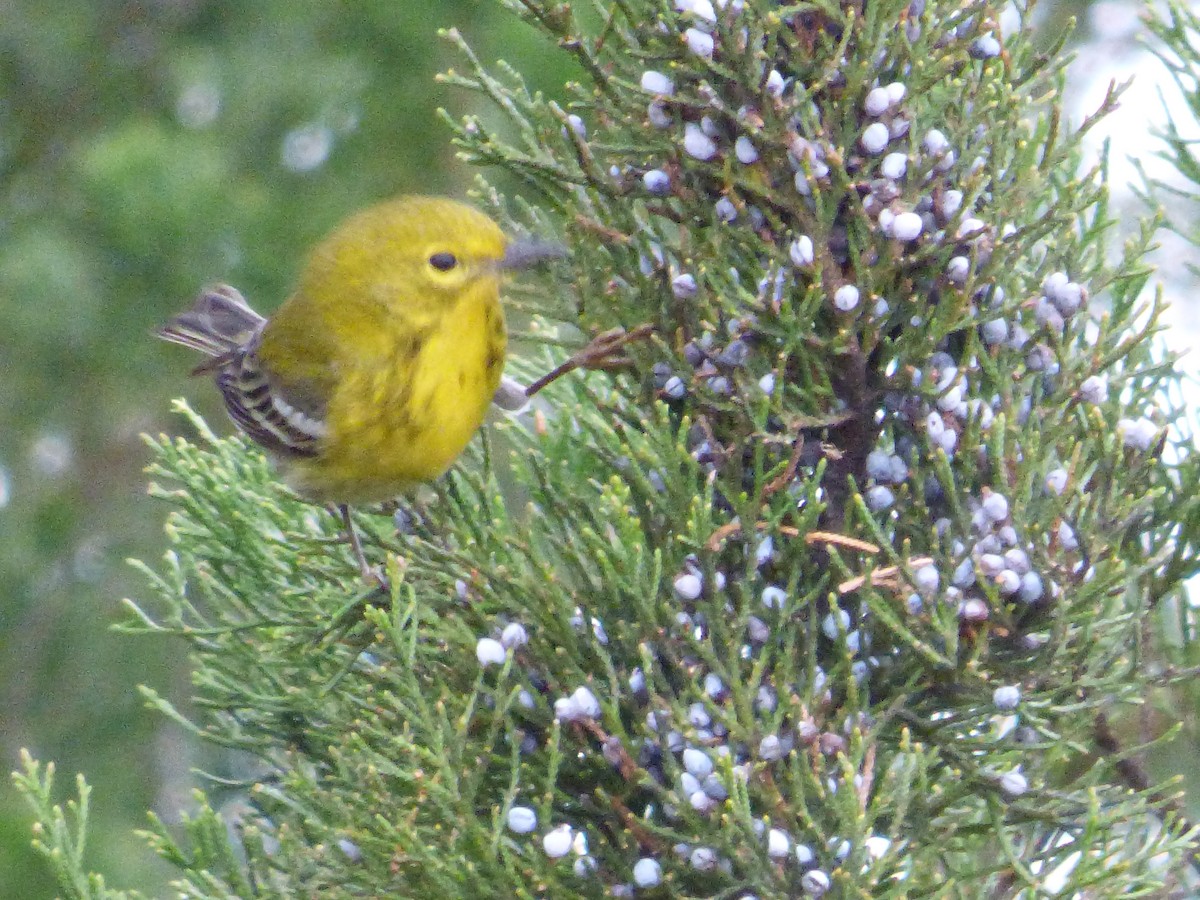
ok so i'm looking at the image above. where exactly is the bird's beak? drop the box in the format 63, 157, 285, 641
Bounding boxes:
501, 238, 567, 271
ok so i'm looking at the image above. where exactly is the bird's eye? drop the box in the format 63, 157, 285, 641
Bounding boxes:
428, 252, 458, 272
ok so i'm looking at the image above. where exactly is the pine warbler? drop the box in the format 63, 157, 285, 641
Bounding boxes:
158, 195, 560, 578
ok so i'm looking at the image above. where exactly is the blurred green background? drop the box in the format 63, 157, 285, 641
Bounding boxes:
0, 2, 575, 893
1, 0, 1191, 896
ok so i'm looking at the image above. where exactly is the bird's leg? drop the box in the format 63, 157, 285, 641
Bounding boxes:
337, 504, 387, 587
525, 323, 655, 398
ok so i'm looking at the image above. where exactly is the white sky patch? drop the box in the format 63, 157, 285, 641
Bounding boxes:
1069, 2, 1200, 602
1071, 4, 1198, 374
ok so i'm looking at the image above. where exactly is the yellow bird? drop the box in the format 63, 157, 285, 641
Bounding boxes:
158, 195, 560, 578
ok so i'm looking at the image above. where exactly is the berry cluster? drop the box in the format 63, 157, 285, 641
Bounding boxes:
433, 0, 1177, 893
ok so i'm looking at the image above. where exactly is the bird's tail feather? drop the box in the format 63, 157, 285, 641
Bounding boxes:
157, 285, 265, 363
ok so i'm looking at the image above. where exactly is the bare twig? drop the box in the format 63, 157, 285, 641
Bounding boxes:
837, 557, 935, 595
525, 323, 655, 397
705, 522, 800, 552
805, 531, 881, 554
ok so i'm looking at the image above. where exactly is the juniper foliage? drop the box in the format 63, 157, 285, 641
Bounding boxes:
16, 0, 1200, 897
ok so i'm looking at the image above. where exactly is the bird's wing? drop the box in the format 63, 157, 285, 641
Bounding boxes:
215, 334, 329, 460
158, 284, 266, 362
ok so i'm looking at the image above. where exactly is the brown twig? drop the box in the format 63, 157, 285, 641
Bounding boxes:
836, 557, 934, 595
705, 522, 800, 552
761, 435, 807, 500
572, 214, 632, 243
805, 531, 881, 554
525, 323, 655, 397
857, 743, 876, 813
609, 794, 669, 854
581, 720, 637, 780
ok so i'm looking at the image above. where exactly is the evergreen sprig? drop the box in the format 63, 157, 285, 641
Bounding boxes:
15, 0, 1200, 897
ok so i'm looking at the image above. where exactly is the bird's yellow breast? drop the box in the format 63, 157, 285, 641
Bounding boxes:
282, 278, 505, 505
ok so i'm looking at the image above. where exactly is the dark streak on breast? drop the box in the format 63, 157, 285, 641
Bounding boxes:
484, 306, 505, 376
394, 323, 433, 363
485, 347, 503, 374
388, 373, 414, 435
